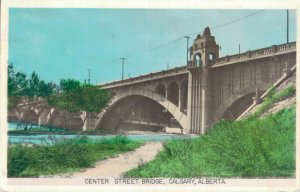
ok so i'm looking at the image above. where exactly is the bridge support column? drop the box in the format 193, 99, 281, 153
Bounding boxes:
187, 71, 193, 134
200, 67, 210, 134
38, 117, 41, 126
186, 66, 211, 135
178, 86, 182, 112
186, 26, 218, 134
83, 113, 97, 131
187, 70, 202, 134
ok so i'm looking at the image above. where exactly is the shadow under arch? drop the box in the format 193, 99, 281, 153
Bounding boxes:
221, 92, 257, 121
97, 89, 187, 132
20, 108, 39, 124
167, 82, 179, 106
156, 84, 166, 97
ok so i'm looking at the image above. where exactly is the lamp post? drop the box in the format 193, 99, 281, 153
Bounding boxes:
120, 57, 126, 82
287, 9, 289, 43
184, 36, 191, 65
87, 68, 90, 85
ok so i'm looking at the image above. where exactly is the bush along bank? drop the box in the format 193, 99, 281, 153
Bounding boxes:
8, 135, 142, 177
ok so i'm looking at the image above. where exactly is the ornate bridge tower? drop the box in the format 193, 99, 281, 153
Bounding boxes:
187, 27, 219, 134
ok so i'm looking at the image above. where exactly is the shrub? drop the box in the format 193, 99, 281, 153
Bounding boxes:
47, 85, 110, 113
8, 135, 142, 177
8, 145, 37, 177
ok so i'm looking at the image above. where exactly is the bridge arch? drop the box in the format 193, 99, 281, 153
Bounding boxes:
19, 108, 39, 125
97, 88, 187, 132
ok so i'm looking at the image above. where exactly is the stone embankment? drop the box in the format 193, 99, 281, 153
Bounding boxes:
8, 97, 91, 131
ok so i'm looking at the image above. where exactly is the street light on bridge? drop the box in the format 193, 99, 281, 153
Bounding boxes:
184, 36, 191, 65
120, 57, 126, 82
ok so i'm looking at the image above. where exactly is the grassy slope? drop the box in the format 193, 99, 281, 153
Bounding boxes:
125, 85, 296, 178
8, 136, 142, 177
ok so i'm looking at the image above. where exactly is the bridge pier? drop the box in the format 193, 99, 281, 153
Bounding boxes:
186, 27, 219, 134
83, 112, 99, 131
178, 85, 182, 112
187, 70, 202, 134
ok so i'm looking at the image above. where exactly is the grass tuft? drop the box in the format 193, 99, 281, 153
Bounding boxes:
8, 135, 142, 177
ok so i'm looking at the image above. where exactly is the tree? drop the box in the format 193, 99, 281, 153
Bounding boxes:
8, 63, 57, 97
8, 63, 29, 96
15, 72, 28, 96
26, 71, 40, 97
60, 78, 81, 93
8, 63, 17, 96
47, 85, 110, 113
37, 80, 54, 97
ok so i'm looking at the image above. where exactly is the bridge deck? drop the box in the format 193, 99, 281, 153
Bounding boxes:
100, 42, 296, 89
101, 66, 187, 89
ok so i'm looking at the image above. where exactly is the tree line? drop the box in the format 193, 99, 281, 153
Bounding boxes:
8, 63, 84, 97
8, 63, 110, 113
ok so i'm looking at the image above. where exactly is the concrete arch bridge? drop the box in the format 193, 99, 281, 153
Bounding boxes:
10, 27, 296, 134
95, 27, 296, 134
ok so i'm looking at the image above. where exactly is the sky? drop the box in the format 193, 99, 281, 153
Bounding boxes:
9, 9, 297, 85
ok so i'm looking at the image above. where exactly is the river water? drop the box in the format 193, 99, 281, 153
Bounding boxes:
8, 123, 197, 145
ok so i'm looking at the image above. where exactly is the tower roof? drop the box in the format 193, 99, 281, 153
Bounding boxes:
203, 27, 211, 36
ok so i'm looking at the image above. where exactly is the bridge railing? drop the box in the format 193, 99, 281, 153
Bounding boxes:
213, 42, 296, 66
101, 66, 187, 88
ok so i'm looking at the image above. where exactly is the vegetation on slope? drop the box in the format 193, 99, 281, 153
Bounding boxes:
125, 86, 296, 178
251, 84, 295, 118
8, 135, 142, 177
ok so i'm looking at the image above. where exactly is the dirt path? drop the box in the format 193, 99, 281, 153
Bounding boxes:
64, 141, 163, 177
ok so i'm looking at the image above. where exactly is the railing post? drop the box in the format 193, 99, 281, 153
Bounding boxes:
253, 88, 262, 104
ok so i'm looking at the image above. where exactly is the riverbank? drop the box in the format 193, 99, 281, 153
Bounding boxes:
126, 106, 295, 178
9, 133, 196, 146
8, 130, 111, 136
8, 129, 170, 136
8, 135, 142, 177
8, 122, 174, 136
